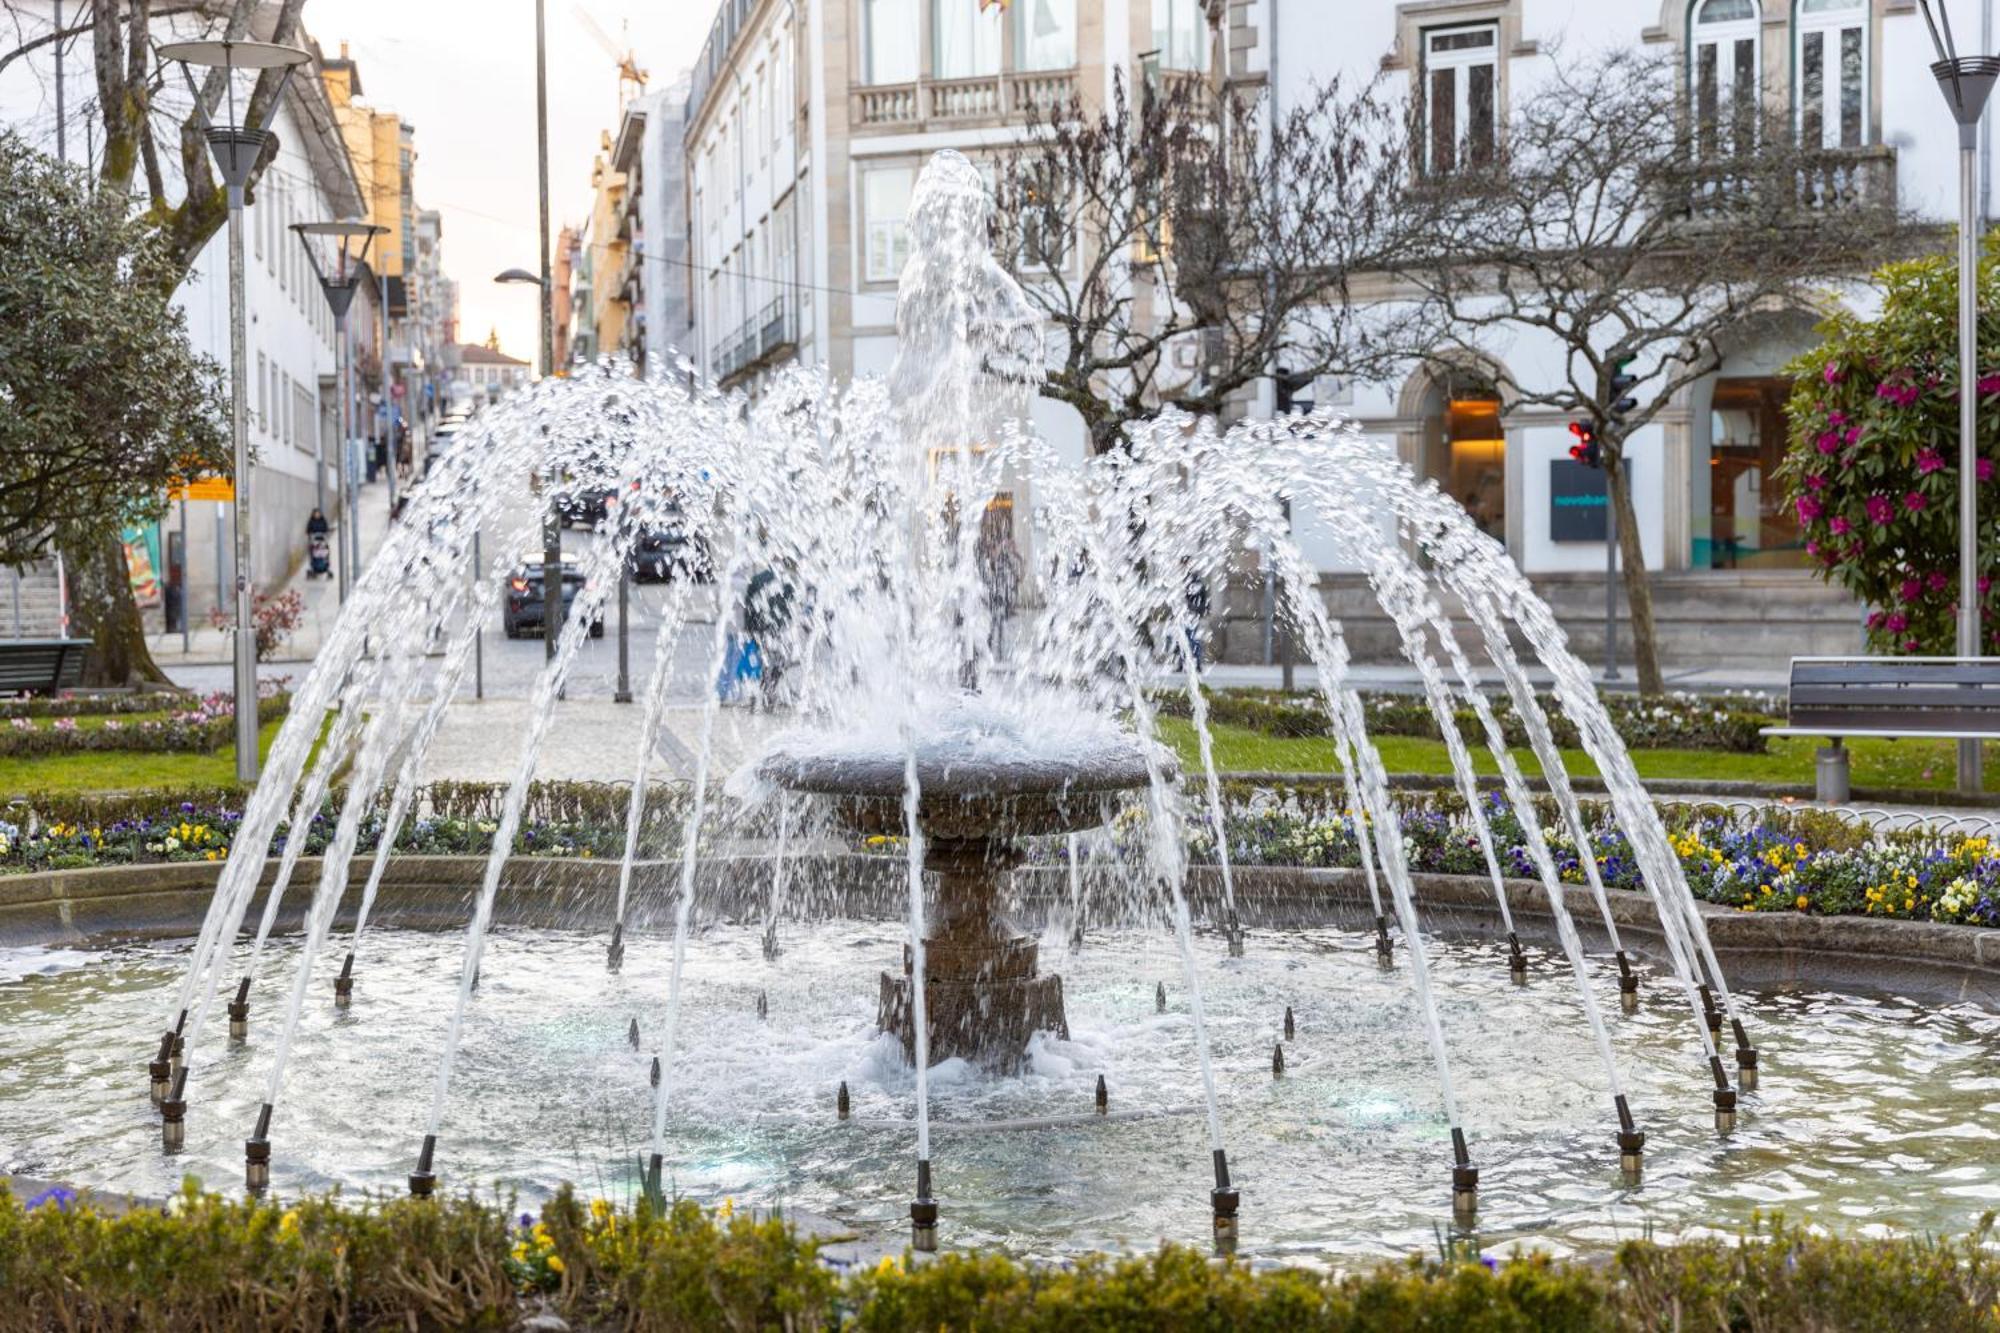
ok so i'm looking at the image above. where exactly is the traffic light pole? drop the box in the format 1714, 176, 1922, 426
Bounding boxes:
1603, 475, 1620, 683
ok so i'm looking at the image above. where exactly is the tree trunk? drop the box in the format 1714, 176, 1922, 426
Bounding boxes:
68, 533, 172, 688
1604, 453, 1665, 697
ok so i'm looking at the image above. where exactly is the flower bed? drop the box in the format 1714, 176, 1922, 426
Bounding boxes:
0, 692, 289, 758
1, 1181, 1993, 1330
1152, 687, 1777, 754
0, 692, 192, 720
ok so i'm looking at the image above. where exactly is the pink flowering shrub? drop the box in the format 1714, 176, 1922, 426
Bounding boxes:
1781, 249, 2000, 654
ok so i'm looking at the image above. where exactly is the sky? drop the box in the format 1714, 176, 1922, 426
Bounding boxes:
328, 0, 714, 367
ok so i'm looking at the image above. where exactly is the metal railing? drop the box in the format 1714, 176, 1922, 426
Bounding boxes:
853, 68, 1079, 129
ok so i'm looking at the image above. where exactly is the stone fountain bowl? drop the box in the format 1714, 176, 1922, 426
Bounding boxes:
753, 701, 1167, 840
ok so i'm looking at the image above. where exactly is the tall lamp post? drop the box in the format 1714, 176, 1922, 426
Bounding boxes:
161, 38, 312, 787
1919, 0, 1997, 795
497, 265, 563, 665
294, 222, 388, 607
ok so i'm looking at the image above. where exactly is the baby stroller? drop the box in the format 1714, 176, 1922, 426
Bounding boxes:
307, 532, 332, 579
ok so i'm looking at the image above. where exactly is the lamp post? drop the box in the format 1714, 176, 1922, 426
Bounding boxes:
497, 265, 562, 665
1919, 0, 1997, 796
294, 222, 388, 608
161, 38, 312, 786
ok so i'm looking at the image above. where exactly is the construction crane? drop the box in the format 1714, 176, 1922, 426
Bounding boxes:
573, 5, 649, 111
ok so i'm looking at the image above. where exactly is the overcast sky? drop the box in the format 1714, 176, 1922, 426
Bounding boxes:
329, 0, 712, 367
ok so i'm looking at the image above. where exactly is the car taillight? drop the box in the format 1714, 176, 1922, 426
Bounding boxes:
509, 577, 529, 592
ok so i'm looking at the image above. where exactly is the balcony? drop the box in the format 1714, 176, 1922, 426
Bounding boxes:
714, 297, 799, 389
853, 69, 1077, 131
1683, 144, 1897, 221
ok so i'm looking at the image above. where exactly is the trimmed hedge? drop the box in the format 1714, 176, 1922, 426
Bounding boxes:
1, 1182, 1994, 1331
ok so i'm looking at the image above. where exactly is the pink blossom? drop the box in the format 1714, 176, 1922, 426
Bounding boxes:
1796, 496, 1823, 522
1905, 637, 1924, 652
1823, 361, 1845, 385
1806, 540, 1821, 557
1866, 495, 1895, 524
1876, 381, 1922, 406
1888, 612, 1910, 633
1844, 426, 1862, 445
1927, 570, 1952, 593
1981, 458, 1997, 482
1815, 432, 1839, 455
1828, 410, 1849, 428
1904, 491, 1928, 513
1979, 373, 2000, 394
1983, 575, 1994, 595
1868, 610, 1887, 629
1901, 578, 1924, 603
1918, 449, 1947, 475
1806, 473, 1827, 491
1830, 516, 1853, 535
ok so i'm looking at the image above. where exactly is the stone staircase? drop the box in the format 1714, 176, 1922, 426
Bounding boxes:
1214, 570, 1861, 674
0, 562, 67, 638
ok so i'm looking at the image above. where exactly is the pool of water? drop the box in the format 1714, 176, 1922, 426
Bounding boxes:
4, 922, 1998, 1263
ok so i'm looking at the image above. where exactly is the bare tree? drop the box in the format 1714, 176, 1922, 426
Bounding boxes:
1393, 47, 1915, 695
991, 69, 1427, 455
1, 0, 308, 684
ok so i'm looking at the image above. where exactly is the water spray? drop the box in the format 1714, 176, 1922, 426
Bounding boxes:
227, 976, 251, 1042
245, 1102, 272, 1194
1450, 1127, 1479, 1226
607, 921, 625, 972
910, 1158, 939, 1252
409, 1133, 437, 1197
1615, 1093, 1645, 1182
333, 952, 354, 1009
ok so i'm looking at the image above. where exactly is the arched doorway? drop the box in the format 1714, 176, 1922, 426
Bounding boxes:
1415, 367, 1507, 543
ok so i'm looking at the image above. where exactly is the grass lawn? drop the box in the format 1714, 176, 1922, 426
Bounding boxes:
0, 718, 287, 797
1158, 718, 2000, 793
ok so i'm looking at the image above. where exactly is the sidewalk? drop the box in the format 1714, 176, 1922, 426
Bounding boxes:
417, 700, 786, 785
148, 474, 398, 669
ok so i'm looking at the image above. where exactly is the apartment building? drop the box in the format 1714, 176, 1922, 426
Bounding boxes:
612, 79, 695, 377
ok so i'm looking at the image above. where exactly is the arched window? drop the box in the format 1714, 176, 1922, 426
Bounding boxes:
1690, 0, 1760, 157
1797, 0, 1867, 148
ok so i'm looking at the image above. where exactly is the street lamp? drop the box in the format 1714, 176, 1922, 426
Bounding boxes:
493, 266, 564, 666
1918, 0, 1997, 795
160, 37, 313, 786
294, 221, 388, 607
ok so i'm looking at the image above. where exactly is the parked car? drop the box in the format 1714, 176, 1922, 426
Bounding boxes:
558, 486, 618, 529
630, 520, 714, 583
502, 558, 603, 638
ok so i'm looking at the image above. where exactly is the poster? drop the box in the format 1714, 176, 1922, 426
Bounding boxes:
122, 524, 161, 608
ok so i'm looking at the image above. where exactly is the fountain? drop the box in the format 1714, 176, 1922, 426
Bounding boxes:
4, 148, 1888, 1262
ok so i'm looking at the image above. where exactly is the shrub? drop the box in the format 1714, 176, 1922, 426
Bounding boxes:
208, 588, 307, 661
0, 693, 288, 758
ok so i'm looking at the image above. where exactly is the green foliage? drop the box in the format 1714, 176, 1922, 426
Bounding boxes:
1780, 245, 2000, 653
0, 132, 228, 567
0, 695, 287, 758
3, 1183, 1995, 1331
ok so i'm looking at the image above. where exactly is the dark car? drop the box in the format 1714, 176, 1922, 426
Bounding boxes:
630, 522, 714, 583
558, 487, 618, 530
502, 560, 604, 638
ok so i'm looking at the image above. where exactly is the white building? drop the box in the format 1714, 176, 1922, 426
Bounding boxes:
613, 78, 695, 378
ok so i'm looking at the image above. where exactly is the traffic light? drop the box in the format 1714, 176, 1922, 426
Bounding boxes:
1609, 357, 1638, 424
1568, 420, 1602, 468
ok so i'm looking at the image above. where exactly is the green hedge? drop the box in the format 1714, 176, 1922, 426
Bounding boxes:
2, 1182, 1995, 1331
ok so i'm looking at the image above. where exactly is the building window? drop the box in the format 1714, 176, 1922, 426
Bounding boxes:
863, 164, 915, 282
256, 352, 267, 432
1152, 0, 1208, 73
1016, 0, 1076, 70
1797, 0, 1865, 149
1422, 24, 1498, 176
1691, 0, 1760, 158
863, 0, 919, 83
933, 0, 1002, 79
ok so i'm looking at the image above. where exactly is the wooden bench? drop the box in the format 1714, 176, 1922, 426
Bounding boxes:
1762, 656, 2000, 802
0, 639, 91, 696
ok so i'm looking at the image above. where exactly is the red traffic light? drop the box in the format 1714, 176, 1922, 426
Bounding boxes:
1567, 420, 1602, 468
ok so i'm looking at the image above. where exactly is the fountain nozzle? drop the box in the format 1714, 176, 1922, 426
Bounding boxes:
1375, 915, 1394, 962
245, 1103, 273, 1194
756, 989, 768, 1020
1210, 1148, 1240, 1251
761, 920, 781, 961
148, 1032, 174, 1107
228, 976, 251, 1042
409, 1133, 438, 1198
1732, 1018, 1759, 1092
627, 1018, 640, 1050
910, 1159, 939, 1253
1450, 1127, 1479, 1226
1283, 1005, 1295, 1041
836, 1081, 850, 1120
650, 1056, 662, 1089
1094, 1074, 1107, 1114
1699, 984, 1723, 1039
1271, 1043, 1285, 1078
1709, 1056, 1738, 1135
1507, 932, 1527, 982
334, 952, 354, 1008
160, 1067, 189, 1154
1225, 910, 1245, 957
1617, 953, 1639, 1011
1155, 981, 1166, 1013
607, 921, 625, 972
1614, 1093, 1645, 1181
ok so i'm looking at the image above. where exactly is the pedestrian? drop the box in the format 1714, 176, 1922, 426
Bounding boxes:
744, 565, 796, 703
305, 508, 332, 580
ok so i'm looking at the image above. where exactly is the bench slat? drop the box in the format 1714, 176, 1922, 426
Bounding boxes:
1793, 662, 2000, 686
1790, 684, 2000, 709
1792, 707, 2000, 733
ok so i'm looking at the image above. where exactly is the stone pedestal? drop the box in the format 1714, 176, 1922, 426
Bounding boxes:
876, 836, 1066, 1071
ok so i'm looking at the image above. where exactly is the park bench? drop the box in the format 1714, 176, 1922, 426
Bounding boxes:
1762, 656, 2000, 802
0, 638, 90, 696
